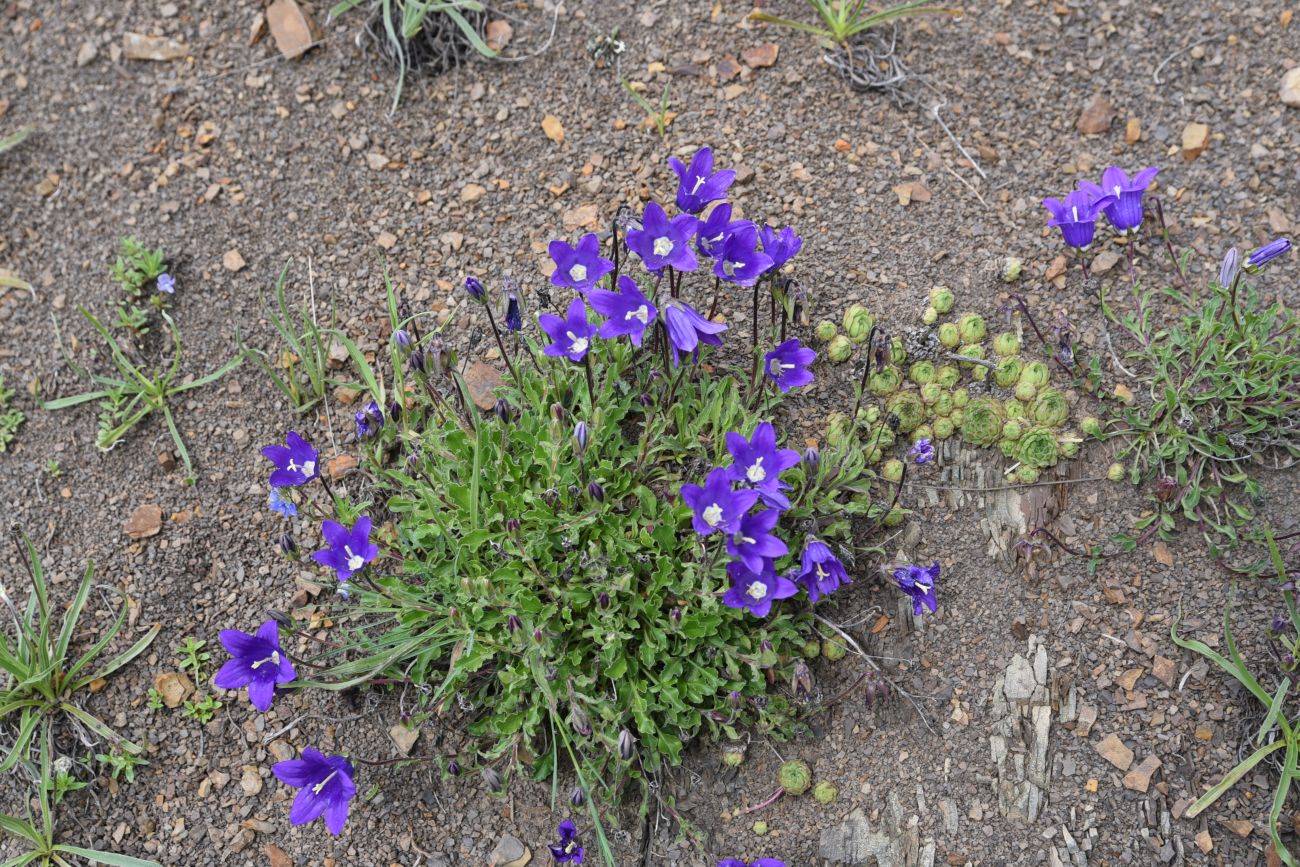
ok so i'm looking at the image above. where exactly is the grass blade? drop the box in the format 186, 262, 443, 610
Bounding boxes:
1184, 739, 1285, 818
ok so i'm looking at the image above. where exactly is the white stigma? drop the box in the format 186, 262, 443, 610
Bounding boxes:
653, 237, 674, 257
735, 533, 756, 546
746, 581, 767, 600
816, 563, 828, 580
745, 457, 766, 484
567, 332, 589, 354
691, 175, 707, 194
251, 651, 281, 670
312, 769, 339, 794
1112, 185, 1122, 198
625, 305, 650, 324
344, 545, 364, 572
1071, 206, 1080, 222
702, 503, 724, 527
569, 263, 588, 283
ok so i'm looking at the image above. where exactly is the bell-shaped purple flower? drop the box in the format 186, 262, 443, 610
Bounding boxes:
908, 437, 935, 464
695, 203, 753, 259
268, 487, 298, 518
273, 748, 356, 836
548, 820, 585, 863
760, 224, 803, 272
156, 272, 176, 294
662, 298, 727, 366
539, 298, 598, 362
725, 421, 800, 510
680, 467, 759, 536
725, 509, 789, 572
722, 560, 797, 618
763, 339, 816, 392
504, 290, 523, 332
1077, 166, 1159, 235
626, 202, 701, 272
261, 431, 319, 487
1042, 189, 1115, 250
550, 233, 614, 293
312, 516, 378, 582
587, 275, 657, 347
213, 619, 297, 712
794, 537, 851, 602
892, 561, 940, 615
668, 146, 735, 214
712, 223, 773, 287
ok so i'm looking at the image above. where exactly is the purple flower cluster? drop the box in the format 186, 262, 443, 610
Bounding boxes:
1043, 165, 1158, 249
679, 422, 849, 617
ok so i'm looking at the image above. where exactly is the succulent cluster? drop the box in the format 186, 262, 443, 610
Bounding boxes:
824, 288, 1085, 484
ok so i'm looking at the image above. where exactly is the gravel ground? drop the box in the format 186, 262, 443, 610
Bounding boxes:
1, 0, 1298, 864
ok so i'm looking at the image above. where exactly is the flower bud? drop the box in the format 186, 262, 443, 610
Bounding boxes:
482, 767, 503, 793
532, 627, 543, 644
1218, 247, 1239, 288
505, 517, 521, 533
727, 690, 741, 709
543, 488, 559, 506
504, 290, 522, 332
267, 608, 293, 629
393, 329, 412, 351
507, 614, 522, 634
617, 728, 635, 761
669, 607, 682, 625
277, 532, 297, 558
587, 481, 605, 502
569, 704, 592, 737
465, 276, 486, 301
792, 660, 814, 700
573, 421, 589, 453
447, 759, 460, 776
638, 392, 654, 407
1155, 476, 1178, 503
803, 446, 819, 467
570, 787, 586, 807
551, 403, 568, 424
408, 348, 427, 374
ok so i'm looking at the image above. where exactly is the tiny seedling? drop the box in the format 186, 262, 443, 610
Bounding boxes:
181, 694, 222, 724
0, 532, 160, 773
0, 373, 24, 451
43, 459, 61, 478
176, 637, 210, 678
44, 308, 240, 484
621, 78, 673, 140
145, 688, 165, 710
94, 749, 148, 784
751, 0, 960, 46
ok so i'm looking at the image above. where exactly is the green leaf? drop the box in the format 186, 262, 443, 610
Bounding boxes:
51, 847, 162, 867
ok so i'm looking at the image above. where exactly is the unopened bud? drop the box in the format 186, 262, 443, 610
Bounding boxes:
618, 728, 635, 761
482, 767, 503, 793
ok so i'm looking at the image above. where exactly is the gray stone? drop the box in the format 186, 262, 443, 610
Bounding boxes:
818, 808, 901, 866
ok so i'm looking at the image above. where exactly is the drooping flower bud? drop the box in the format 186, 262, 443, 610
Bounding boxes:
507, 614, 522, 634
465, 276, 486, 302
587, 481, 605, 502
277, 532, 297, 558
803, 446, 819, 467
792, 660, 814, 701
617, 728, 635, 761
504, 290, 522, 332
505, 517, 521, 533
408, 348, 427, 374
551, 403, 568, 424
447, 759, 460, 776
1218, 247, 1239, 288
573, 421, 589, 453
482, 767, 503, 793
494, 399, 512, 424
393, 329, 412, 351
569, 703, 592, 737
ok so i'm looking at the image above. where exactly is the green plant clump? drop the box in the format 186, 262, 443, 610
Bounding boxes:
0, 374, 25, 451
778, 759, 813, 795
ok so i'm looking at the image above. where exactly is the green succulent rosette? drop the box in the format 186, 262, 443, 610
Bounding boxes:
1058, 433, 1081, 458
994, 356, 1024, 388
958, 313, 986, 344
881, 458, 904, 483
937, 322, 961, 349
1080, 416, 1104, 439
951, 387, 970, 408
828, 334, 854, 363
922, 306, 938, 325
815, 320, 837, 343
1017, 425, 1060, 468
1002, 419, 1024, 441
932, 417, 955, 439
961, 397, 1005, 446
868, 367, 902, 397
886, 391, 926, 433
1019, 359, 1051, 388
888, 337, 907, 366
950, 407, 965, 427
1014, 381, 1038, 403
920, 382, 943, 405
933, 364, 960, 389
866, 422, 896, 450
912, 423, 934, 441
1030, 388, 1069, 428
843, 305, 874, 343
929, 286, 955, 314
909, 360, 936, 385
930, 392, 954, 417
826, 411, 852, 448
1016, 465, 1040, 484
993, 331, 1021, 356
1004, 399, 1026, 420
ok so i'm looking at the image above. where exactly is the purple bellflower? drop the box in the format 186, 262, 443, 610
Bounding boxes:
261, 431, 319, 487
548, 820, 585, 863
893, 561, 940, 616
268, 487, 298, 518
539, 298, 599, 363
712, 223, 774, 287
662, 297, 727, 366
273, 748, 357, 836
1042, 189, 1116, 250
355, 400, 383, 440
760, 224, 803, 272
156, 272, 175, 294
680, 467, 759, 536
1219, 247, 1239, 287
763, 339, 816, 393
725, 421, 801, 510
909, 438, 935, 464
626, 202, 701, 272
1077, 166, 1158, 234
668, 146, 735, 214
695, 203, 753, 260
725, 509, 789, 572
722, 560, 798, 618
587, 275, 657, 347
312, 517, 379, 582
213, 619, 297, 712
1245, 237, 1292, 273
550, 233, 614, 293
794, 537, 851, 602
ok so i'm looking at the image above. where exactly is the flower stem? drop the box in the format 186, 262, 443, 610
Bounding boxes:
1153, 197, 1189, 289
483, 301, 522, 390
